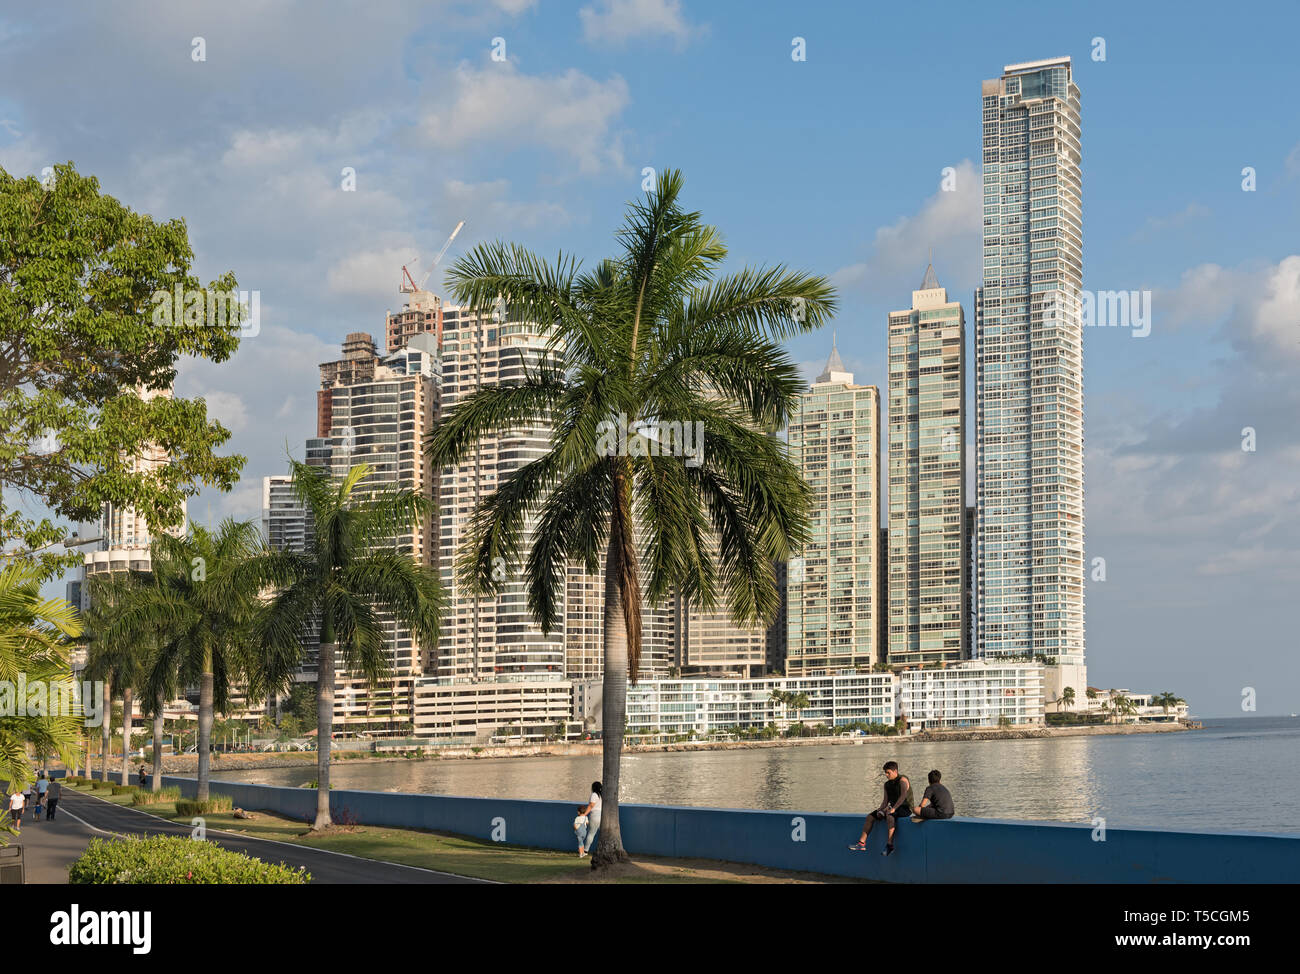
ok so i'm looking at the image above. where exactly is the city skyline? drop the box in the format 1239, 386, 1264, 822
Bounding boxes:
6, 2, 1299, 717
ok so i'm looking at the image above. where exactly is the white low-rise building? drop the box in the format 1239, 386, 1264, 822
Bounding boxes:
899, 661, 1045, 729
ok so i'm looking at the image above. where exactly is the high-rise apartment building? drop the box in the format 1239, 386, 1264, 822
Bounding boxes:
436, 304, 566, 684
976, 57, 1085, 668
785, 343, 881, 677
307, 331, 440, 730
887, 264, 966, 664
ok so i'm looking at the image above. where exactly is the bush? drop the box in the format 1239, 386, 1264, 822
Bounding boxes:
91, 780, 111, 789
175, 795, 234, 817
69, 836, 310, 884
132, 787, 181, 806
111, 785, 139, 796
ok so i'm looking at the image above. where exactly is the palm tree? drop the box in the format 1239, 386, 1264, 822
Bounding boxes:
82, 571, 149, 785
253, 459, 444, 830
0, 560, 83, 801
1060, 686, 1076, 713
107, 521, 268, 801
1154, 691, 1181, 714
426, 169, 831, 867
789, 692, 810, 735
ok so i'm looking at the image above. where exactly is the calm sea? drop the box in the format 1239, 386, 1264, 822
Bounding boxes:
216, 716, 1300, 834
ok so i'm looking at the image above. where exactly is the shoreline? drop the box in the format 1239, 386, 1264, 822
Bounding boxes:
75, 720, 1190, 774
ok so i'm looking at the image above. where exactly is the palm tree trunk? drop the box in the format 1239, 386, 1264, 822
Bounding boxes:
100, 676, 112, 783
313, 640, 336, 830
591, 540, 630, 868
197, 671, 213, 801
120, 686, 133, 785
152, 691, 164, 792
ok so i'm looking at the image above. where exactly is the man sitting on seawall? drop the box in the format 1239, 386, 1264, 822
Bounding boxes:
911, 769, 955, 822
850, 760, 912, 857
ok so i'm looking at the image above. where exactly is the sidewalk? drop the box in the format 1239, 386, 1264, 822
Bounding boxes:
14, 788, 487, 884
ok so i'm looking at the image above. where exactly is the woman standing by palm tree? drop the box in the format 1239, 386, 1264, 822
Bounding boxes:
427, 169, 833, 867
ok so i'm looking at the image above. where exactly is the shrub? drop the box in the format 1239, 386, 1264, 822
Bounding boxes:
174, 795, 234, 817
91, 780, 111, 789
111, 785, 139, 796
69, 836, 309, 884
132, 787, 181, 806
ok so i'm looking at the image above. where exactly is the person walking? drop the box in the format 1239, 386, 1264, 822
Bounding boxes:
575, 781, 602, 858
45, 778, 62, 821
911, 770, 955, 822
850, 760, 913, 856
7, 788, 25, 832
34, 772, 49, 821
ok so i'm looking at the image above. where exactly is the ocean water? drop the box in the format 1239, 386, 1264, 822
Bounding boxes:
216, 716, 1300, 834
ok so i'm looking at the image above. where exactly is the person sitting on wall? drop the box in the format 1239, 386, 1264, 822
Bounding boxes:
850, 760, 912, 856
911, 769, 955, 822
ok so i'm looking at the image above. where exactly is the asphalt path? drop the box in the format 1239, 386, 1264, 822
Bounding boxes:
10, 786, 490, 885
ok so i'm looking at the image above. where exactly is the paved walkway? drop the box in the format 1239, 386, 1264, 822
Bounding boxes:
12, 788, 488, 884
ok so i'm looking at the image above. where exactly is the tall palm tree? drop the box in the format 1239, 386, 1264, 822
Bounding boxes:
0, 560, 83, 801
82, 571, 148, 785
254, 459, 444, 830
426, 169, 832, 867
108, 520, 267, 800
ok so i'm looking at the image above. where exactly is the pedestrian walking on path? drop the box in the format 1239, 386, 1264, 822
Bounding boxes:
45, 778, 62, 821
7, 788, 25, 832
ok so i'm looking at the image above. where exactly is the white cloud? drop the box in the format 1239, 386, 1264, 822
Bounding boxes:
326, 239, 422, 301
832, 159, 980, 296
421, 64, 630, 174
443, 179, 570, 232
579, 0, 701, 48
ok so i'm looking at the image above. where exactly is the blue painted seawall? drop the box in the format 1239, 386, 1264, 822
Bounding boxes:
101, 772, 1294, 883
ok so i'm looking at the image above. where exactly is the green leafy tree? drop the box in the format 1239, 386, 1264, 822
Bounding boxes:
0, 163, 246, 581
0, 560, 83, 808
253, 459, 444, 830
426, 169, 831, 867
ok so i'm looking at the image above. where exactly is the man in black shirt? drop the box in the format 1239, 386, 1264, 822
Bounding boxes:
911, 769, 955, 821
850, 760, 912, 856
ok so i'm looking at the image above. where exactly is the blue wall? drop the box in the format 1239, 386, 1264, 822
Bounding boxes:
84, 772, 1291, 884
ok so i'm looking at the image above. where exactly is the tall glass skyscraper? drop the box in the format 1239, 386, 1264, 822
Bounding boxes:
786, 344, 881, 676
976, 57, 1085, 669
888, 265, 966, 665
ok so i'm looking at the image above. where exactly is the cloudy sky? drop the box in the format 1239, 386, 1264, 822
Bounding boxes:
3, 0, 1298, 717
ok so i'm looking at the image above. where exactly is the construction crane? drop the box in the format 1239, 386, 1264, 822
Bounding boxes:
400, 220, 465, 295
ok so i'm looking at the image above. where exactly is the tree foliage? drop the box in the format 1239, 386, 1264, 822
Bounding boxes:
0, 162, 245, 579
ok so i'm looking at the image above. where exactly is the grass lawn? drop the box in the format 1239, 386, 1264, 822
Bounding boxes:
59, 781, 859, 884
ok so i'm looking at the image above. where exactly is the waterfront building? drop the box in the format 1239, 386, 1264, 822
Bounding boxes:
785, 342, 882, 676
436, 304, 566, 684
306, 330, 440, 733
612, 672, 898, 736
899, 660, 1044, 730
413, 679, 575, 742
976, 57, 1085, 668
887, 264, 967, 665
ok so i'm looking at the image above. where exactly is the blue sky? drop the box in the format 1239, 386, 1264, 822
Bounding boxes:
3, 0, 1298, 717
